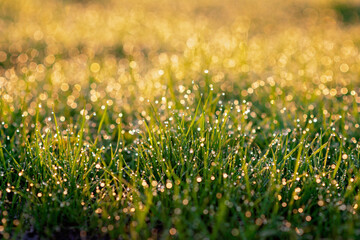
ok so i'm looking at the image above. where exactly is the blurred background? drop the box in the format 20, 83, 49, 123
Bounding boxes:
0, 0, 359, 130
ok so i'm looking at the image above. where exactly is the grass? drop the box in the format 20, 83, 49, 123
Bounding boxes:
0, 0, 360, 239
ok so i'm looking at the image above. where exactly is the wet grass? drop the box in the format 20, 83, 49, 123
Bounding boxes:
1, 0, 360, 239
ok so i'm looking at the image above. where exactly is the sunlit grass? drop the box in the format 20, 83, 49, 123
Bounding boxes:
0, 0, 360, 239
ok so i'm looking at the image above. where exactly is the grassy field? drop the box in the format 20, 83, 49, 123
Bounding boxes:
1, 0, 360, 239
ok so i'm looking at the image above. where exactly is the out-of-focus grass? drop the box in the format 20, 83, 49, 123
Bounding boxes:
0, 0, 360, 239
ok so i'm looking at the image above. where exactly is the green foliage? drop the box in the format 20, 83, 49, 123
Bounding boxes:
0, 0, 360, 239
